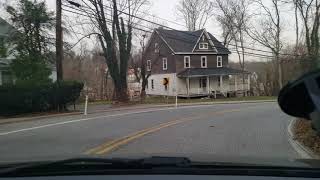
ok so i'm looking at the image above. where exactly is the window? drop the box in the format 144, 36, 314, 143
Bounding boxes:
151, 79, 154, 89
147, 60, 151, 71
202, 35, 205, 41
199, 78, 207, 88
199, 43, 208, 49
184, 56, 190, 68
154, 43, 159, 53
217, 56, 223, 67
162, 58, 167, 70
201, 56, 207, 68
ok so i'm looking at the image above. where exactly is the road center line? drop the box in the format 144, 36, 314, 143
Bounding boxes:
86, 107, 248, 155
0, 104, 249, 136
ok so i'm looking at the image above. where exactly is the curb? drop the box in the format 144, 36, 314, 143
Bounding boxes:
0, 99, 275, 126
287, 119, 319, 159
176, 100, 276, 106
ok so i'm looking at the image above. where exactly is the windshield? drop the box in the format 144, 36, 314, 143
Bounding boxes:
0, 0, 319, 168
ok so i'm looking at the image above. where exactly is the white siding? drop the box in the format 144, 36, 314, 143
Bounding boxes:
147, 74, 249, 96
146, 73, 178, 96
177, 77, 187, 94
178, 76, 232, 94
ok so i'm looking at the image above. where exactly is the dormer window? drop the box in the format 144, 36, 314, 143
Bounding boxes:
154, 43, 159, 53
199, 43, 208, 49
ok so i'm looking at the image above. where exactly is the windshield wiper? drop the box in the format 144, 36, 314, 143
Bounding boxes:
1, 156, 320, 178
0, 157, 191, 177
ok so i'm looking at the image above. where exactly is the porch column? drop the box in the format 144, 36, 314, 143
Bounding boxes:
186, 77, 190, 96
220, 75, 223, 92
234, 75, 237, 91
206, 76, 210, 94
247, 75, 250, 91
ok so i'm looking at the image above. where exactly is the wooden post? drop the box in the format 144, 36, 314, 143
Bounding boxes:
248, 75, 251, 95
56, 0, 63, 81
235, 75, 237, 91
186, 77, 190, 96
220, 75, 223, 93
84, 95, 88, 115
175, 74, 178, 108
207, 76, 210, 95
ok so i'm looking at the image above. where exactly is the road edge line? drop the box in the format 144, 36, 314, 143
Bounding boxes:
287, 118, 318, 159
0, 100, 274, 126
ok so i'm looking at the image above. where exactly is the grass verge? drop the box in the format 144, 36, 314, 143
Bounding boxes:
141, 96, 276, 104
293, 119, 320, 156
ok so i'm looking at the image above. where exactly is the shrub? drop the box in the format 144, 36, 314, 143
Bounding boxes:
0, 81, 83, 116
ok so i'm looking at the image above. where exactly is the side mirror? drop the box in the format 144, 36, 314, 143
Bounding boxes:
278, 70, 320, 133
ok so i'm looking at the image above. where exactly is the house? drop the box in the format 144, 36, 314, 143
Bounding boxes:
144, 28, 250, 98
0, 17, 57, 85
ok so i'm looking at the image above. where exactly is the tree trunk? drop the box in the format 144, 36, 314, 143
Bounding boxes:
140, 77, 148, 100
295, 0, 299, 49
113, 81, 128, 102
276, 54, 283, 90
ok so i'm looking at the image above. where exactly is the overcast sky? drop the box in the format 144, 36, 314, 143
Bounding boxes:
0, 0, 298, 62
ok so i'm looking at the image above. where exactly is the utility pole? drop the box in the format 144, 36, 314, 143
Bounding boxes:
56, 0, 63, 82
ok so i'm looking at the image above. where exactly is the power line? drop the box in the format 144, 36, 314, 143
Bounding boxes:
62, 3, 154, 33
64, 0, 187, 28
85, 1, 301, 56
102, 0, 187, 28
62, 6, 152, 33
63, 2, 290, 59
63, 5, 274, 59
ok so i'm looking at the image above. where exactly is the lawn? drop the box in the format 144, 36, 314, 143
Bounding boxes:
141, 96, 276, 104
77, 96, 276, 106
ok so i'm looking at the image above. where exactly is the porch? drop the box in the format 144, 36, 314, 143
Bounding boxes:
176, 67, 251, 98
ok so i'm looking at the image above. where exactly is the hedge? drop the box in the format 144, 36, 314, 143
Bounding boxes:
0, 81, 84, 116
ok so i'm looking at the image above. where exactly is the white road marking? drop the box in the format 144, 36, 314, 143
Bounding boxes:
0, 104, 234, 136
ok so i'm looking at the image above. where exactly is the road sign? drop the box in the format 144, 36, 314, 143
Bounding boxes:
163, 78, 169, 85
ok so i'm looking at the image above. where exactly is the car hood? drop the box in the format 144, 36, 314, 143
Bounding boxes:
1, 153, 319, 169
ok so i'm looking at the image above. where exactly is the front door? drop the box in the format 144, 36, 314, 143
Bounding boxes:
199, 78, 207, 93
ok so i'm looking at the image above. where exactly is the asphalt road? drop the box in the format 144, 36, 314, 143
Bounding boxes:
0, 102, 298, 163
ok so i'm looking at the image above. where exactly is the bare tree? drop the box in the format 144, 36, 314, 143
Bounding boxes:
294, 0, 299, 49
176, 0, 214, 31
64, 0, 151, 102
215, 0, 251, 95
296, 0, 320, 71
247, 0, 283, 90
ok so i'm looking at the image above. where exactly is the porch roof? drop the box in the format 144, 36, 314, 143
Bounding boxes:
177, 67, 250, 78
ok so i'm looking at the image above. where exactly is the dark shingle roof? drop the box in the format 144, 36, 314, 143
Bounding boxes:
177, 67, 250, 77
156, 28, 231, 54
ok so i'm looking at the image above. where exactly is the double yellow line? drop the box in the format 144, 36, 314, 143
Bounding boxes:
85, 107, 249, 155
